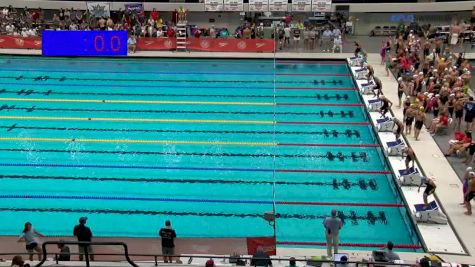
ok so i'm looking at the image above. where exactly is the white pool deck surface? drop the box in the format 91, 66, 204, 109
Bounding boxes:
1, 48, 475, 265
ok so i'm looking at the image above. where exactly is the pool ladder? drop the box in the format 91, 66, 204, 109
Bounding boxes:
176, 21, 187, 51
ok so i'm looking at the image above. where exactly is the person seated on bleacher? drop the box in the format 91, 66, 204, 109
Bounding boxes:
428, 111, 449, 135
251, 246, 272, 267
445, 131, 472, 157
418, 176, 437, 208
383, 241, 400, 262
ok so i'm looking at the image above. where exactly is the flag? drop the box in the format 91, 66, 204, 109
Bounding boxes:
86, 2, 111, 18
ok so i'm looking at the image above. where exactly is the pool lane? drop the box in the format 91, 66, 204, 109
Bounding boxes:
0, 57, 420, 249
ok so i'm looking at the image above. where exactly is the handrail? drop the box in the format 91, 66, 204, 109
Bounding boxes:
0, 251, 420, 267
36, 241, 138, 267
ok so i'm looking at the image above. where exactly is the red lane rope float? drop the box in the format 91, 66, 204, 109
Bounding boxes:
278, 121, 370, 125
277, 201, 404, 207
277, 73, 352, 77
276, 87, 358, 91
277, 103, 364, 106
275, 61, 346, 65
277, 241, 422, 249
278, 169, 391, 174
278, 143, 379, 147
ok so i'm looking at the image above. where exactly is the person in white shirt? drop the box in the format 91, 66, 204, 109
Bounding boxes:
127, 35, 137, 53
284, 25, 291, 47
321, 27, 333, 52
333, 36, 342, 53
332, 27, 342, 39
156, 28, 163, 37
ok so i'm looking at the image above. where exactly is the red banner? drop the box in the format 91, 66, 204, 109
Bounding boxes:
0, 36, 41, 49
187, 39, 275, 52
136, 37, 176, 51
246, 236, 276, 256
0, 35, 275, 53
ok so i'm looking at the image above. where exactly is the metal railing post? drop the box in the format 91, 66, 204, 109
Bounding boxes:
154, 255, 158, 266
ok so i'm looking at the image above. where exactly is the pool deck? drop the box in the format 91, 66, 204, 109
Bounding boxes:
1, 48, 475, 265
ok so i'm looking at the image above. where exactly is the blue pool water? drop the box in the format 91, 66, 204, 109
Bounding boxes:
0, 56, 420, 250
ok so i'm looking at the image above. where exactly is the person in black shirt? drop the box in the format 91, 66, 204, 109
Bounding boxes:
73, 217, 94, 261
158, 220, 177, 263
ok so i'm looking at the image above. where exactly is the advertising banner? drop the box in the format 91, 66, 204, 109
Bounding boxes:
224, 0, 243, 11
249, 0, 269, 11
124, 3, 145, 17
292, 0, 311, 12
205, 0, 224, 11
269, 0, 287, 12
311, 0, 331, 12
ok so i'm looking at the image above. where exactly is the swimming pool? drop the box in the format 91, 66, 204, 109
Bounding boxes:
0, 56, 420, 250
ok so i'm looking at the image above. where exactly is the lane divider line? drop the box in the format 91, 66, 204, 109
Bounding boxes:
0, 97, 362, 107
0, 116, 274, 125
275, 61, 346, 65
0, 116, 371, 126
0, 162, 390, 174
277, 73, 352, 77
276, 87, 358, 91
0, 137, 380, 148
0, 97, 274, 106
0, 137, 275, 146
0, 195, 404, 208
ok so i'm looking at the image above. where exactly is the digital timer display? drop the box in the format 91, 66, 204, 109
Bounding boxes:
42, 30, 128, 57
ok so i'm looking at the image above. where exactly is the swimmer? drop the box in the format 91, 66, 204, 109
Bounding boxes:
405, 105, 415, 135
464, 172, 475, 215
402, 146, 415, 173
414, 106, 426, 141
379, 95, 392, 118
396, 77, 405, 107
393, 118, 404, 141
418, 176, 436, 208
461, 167, 473, 205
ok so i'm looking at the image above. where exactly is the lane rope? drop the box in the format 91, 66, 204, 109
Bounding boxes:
0, 195, 403, 208
0, 116, 274, 125
0, 97, 274, 106
0, 162, 391, 174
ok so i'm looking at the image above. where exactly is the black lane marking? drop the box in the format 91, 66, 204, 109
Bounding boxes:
0, 148, 369, 162
0, 207, 387, 225
0, 76, 346, 84
0, 89, 351, 100
0, 104, 355, 118
1, 124, 362, 138
0, 174, 378, 190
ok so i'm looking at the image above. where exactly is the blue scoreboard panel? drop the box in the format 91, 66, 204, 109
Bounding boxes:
42, 30, 128, 57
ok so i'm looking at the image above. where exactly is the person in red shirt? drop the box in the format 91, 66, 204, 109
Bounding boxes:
194, 29, 201, 38
167, 26, 175, 38
446, 131, 472, 156
429, 111, 449, 135
150, 8, 159, 21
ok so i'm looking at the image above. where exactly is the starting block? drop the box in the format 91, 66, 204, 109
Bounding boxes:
349, 56, 364, 67
376, 117, 394, 132
355, 67, 369, 80
361, 81, 375, 95
368, 98, 382, 112
413, 201, 448, 224
387, 139, 405, 156
398, 167, 423, 186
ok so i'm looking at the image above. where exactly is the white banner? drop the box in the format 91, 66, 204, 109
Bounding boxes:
205, 0, 224, 11
269, 0, 287, 12
311, 0, 332, 12
224, 0, 243, 11
249, 0, 269, 11
86, 2, 111, 18
292, 0, 311, 12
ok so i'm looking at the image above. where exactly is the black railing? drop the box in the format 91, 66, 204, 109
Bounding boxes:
36, 241, 138, 267
0, 250, 420, 267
